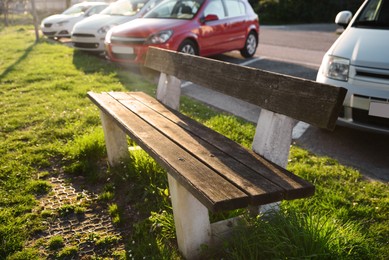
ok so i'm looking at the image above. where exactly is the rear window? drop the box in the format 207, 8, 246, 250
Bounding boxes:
203, 0, 225, 19
353, 0, 389, 29
225, 0, 245, 17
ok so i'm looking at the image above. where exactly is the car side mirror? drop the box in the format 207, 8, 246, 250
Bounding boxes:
335, 11, 353, 28
201, 14, 219, 23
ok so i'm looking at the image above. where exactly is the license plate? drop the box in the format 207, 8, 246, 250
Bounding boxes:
369, 101, 389, 119
112, 46, 134, 54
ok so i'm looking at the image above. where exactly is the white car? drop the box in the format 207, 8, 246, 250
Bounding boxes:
317, 0, 389, 133
40, 2, 109, 39
71, 0, 161, 52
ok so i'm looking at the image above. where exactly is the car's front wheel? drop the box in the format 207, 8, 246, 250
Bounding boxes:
178, 40, 198, 55
240, 32, 257, 58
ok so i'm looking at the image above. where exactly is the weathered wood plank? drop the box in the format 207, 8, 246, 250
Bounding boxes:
122, 92, 315, 201
144, 47, 347, 130
88, 92, 249, 212
109, 92, 285, 205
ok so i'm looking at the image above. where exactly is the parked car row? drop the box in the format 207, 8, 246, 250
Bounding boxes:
72, 0, 162, 52
41, 0, 260, 63
40, 1, 109, 39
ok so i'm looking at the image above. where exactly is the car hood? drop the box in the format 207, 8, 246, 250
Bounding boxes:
42, 14, 83, 23
73, 14, 135, 31
112, 18, 192, 38
329, 27, 389, 70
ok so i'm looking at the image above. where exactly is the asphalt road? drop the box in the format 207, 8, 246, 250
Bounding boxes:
184, 24, 389, 182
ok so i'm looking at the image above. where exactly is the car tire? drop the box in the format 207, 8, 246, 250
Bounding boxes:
178, 40, 198, 55
240, 32, 257, 58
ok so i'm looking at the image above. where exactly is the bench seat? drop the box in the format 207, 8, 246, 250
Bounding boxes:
88, 91, 315, 213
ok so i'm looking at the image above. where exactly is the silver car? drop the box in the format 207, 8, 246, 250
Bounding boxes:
71, 0, 161, 52
40, 2, 108, 39
317, 0, 389, 134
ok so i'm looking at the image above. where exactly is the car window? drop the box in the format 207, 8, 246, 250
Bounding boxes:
85, 5, 107, 16
100, 0, 150, 16
224, 0, 245, 17
139, 0, 163, 16
145, 0, 204, 19
203, 0, 225, 19
62, 5, 88, 15
354, 0, 389, 28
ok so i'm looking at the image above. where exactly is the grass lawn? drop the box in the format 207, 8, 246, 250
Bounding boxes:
0, 23, 388, 259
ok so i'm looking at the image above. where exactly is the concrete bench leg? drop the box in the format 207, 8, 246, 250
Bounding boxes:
100, 111, 129, 166
168, 175, 211, 259
251, 109, 295, 214
156, 73, 181, 110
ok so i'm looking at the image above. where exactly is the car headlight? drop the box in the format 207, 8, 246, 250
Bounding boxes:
323, 55, 350, 81
57, 20, 69, 26
98, 24, 116, 34
146, 30, 173, 44
105, 28, 113, 44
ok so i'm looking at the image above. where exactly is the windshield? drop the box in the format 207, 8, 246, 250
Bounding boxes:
100, 0, 149, 16
144, 0, 204, 19
353, 0, 389, 28
62, 4, 91, 15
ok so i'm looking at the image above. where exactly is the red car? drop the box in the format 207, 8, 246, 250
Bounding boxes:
104, 0, 259, 63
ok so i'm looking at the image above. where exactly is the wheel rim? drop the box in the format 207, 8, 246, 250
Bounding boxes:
180, 44, 195, 55
246, 34, 257, 55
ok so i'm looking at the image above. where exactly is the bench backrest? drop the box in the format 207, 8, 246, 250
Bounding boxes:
144, 47, 347, 130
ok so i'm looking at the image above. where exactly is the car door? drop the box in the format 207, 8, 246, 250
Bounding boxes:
198, 0, 229, 55
223, 0, 247, 49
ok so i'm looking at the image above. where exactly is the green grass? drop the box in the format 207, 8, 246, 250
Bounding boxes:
0, 25, 388, 259
47, 235, 64, 251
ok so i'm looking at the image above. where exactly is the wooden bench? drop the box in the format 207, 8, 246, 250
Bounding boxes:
88, 47, 347, 259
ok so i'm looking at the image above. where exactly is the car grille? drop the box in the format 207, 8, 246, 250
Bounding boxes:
355, 67, 389, 82
74, 42, 99, 49
72, 33, 95, 38
340, 93, 389, 129
44, 23, 52, 28
43, 31, 56, 36
356, 70, 389, 80
354, 94, 389, 103
111, 36, 145, 45
348, 108, 389, 128
58, 30, 69, 35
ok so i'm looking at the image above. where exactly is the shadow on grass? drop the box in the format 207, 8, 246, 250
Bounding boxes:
0, 42, 35, 80
71, 49, 119, 74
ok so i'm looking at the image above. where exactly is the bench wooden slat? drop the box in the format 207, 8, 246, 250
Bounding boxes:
120, 91, 315, 201
144, 47, 347, 130
109, 92, 286, 205
88, 92, 250, 212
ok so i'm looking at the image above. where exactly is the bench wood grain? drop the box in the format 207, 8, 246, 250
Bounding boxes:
88, 91, 315, 212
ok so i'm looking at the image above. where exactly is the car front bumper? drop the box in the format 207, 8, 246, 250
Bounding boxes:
317, 65, 389, 134
72, 33, 106, 52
